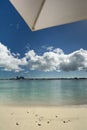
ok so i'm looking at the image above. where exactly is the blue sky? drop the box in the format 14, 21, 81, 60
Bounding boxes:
0, 0, 87, 78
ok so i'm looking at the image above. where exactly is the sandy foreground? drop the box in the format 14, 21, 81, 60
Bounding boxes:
0, 105, 87, 130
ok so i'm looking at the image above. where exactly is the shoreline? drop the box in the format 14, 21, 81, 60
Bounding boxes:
1, 100, 87, 108
0, 104, 87, 130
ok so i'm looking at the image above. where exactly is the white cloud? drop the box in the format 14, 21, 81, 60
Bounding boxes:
47, 46, 54, 51
0, 43, 27, 72
0, 42, 87, 73
60, 48, 87, 72
53, 48, 64, 55
25, 48, 87, 72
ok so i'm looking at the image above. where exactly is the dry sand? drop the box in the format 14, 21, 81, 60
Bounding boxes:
0, 105, 87, 130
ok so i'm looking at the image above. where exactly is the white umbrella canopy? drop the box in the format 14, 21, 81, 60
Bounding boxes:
10, 0, 87, 31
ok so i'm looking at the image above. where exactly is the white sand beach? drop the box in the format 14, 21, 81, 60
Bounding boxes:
0, 105, 87, 130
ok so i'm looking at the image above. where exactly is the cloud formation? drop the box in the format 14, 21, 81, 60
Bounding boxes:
0, 43, 87, 72
25, 48, 87, 72
0, 43, 27, 72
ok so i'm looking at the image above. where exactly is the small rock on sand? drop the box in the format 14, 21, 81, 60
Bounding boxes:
16, 122, 19, 126
63, 121, 66, 123
38, 123, 41, 126
47, 121, 50, 124
63, 120, 71, 123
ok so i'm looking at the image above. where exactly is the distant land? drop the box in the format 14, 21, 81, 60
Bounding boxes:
0, 76, 87, 80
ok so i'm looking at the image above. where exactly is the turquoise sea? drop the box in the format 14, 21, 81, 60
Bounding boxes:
0, 80, 87, 106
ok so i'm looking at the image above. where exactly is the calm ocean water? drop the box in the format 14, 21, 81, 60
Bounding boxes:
0, 80, 87, 106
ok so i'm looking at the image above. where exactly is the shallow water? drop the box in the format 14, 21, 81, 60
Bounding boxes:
0, 80, 87, 106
